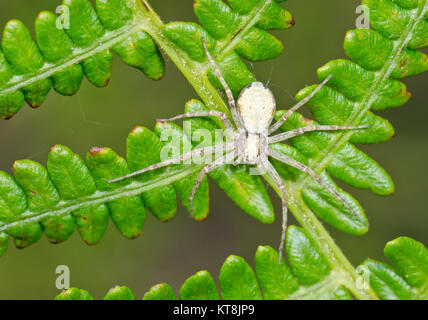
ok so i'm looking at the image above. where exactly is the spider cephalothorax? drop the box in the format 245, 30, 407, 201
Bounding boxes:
110, 40, 368, 263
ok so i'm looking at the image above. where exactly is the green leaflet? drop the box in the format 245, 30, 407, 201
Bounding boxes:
0, 49, 25, 119
154, 122, 210, 221
164, 23, 217, 63
127, 127, 178, 222
235, 27, 284, 61
55, 288, 94, 300
360, 260, 415, 300
286, 226, 330, 285
97, 0, 164, 80
179, 271, 219, 300
2, 20, 52, 108
113, 30, 164, 80
47, 145, 109, 245
86, 147, 146, 239
193, 0, 242, 40
57, 226, 358, 300
317, 59, 411, 111
219, 255, 263, 300
63, 0, 111, 87
0, 169, 43, 248
360, 237, 428, 300
301, 172, 368, 235
143, 283, 178, 300
228, 0, 294, 30
13, 160, 74, 244
384, 237, 428, 293
254, 245, 299, 299
36, 11, 84, 96
0, 232, 7, 257
104, 286, 136, 300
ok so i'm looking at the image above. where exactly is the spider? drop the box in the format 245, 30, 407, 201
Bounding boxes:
110, 39, 368, 263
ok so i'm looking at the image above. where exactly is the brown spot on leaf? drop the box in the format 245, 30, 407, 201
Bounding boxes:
195, 214, 209, 222
131, 126, 144, 134
2, 114, 13, 120
26, 101, 41, 109
302, 116, 312, 123
89, 147, 105, 156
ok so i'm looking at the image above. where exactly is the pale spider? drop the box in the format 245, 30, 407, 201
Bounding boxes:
110, 40, 368, 262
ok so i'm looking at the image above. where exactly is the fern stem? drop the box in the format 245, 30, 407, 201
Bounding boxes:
289, 195, 378, 300
261, 172, 378, 299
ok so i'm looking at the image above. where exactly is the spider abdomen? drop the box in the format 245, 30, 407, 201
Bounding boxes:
237, 82, 276, 133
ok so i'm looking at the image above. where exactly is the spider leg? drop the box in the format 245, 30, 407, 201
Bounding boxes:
261, 159, 289, 264
268, 148, 368, 227
189, 151, 236, 216
109, 142, 234, 184
157, 111, 234, 131
268, 124, 369, 144
268, 75, 333, 134
202, 38, 243, 128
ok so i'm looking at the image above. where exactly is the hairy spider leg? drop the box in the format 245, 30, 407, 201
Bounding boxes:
262, 159, 289, 264
189, 151, 237, 215
268, 148, 368, 227
202, 38, 243, 128
268, 124, 369, 144
109, 142, 234, 184
268, 75, 333, 134
157, 110, 234, 130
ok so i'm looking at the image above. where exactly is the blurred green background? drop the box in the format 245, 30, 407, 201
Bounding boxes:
0, 0, 427, 300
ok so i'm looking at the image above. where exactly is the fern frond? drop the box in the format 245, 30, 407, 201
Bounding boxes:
267, 0, 427, 272
55, 226, 353, 300
0, 0, 293, 119
55, 234, 428, 300
0, 100, 274, 251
